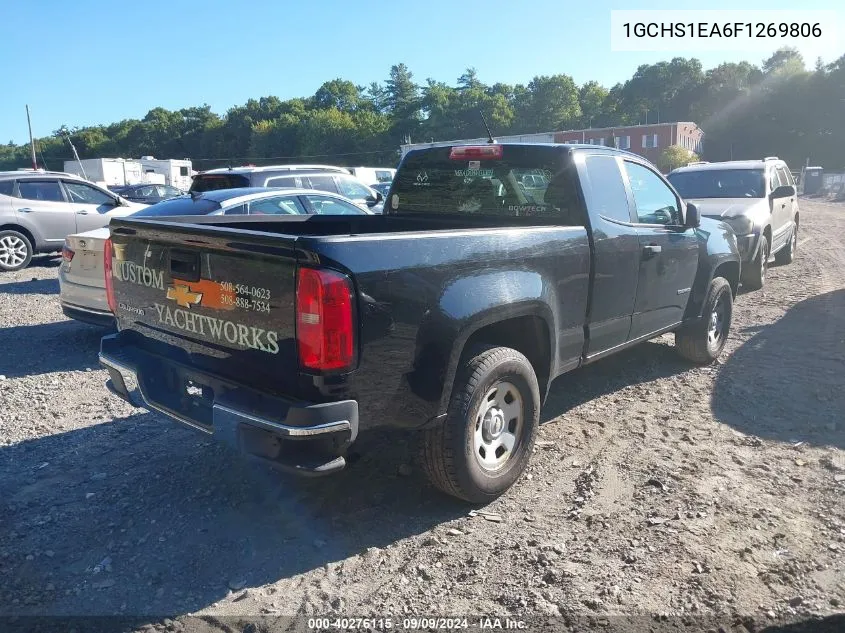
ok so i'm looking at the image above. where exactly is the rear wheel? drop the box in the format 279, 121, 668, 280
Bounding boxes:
675, 277, 733, 364
742, 234, 768, 290
775, 221, 798, 265
0, 230, 33, 271
420, 345, 540, 503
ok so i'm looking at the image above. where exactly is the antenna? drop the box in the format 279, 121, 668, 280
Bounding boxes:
480, 111, 496, 144
61, 127, 87, 180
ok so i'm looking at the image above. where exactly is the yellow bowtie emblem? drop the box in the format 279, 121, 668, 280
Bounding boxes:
166, 284, 203, 308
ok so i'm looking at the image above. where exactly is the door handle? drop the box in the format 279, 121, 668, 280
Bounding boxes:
642, 244, 662, 259
76, 210, 90, 215
18, 207, 33, 212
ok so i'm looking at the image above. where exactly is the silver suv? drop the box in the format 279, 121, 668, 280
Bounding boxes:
667, 157, 799, 290
0, 171, 144, 271
190, 165, 385, 213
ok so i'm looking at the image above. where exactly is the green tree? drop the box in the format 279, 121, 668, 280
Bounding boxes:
762, 47, 805, 77
658, 145, 698, 172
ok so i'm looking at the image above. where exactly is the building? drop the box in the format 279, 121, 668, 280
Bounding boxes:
552, 122, 703, 165
400, 122, 704, 165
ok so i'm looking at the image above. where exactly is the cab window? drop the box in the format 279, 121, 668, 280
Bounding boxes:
623, 161, 680, 225
17, 180, 64, 202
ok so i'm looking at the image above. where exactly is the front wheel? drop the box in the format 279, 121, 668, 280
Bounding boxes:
420, 345, 540, 503
675, 277, 733, 364
0, 230, 33, 272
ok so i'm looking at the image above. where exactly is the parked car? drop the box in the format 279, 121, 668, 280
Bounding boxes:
667, 157, 799, 290
189, 165, 350, 192
100, 142, 740, 503
58, 188, 369, 326
108, 183, 185, 205
0, 171, 145, 271
348, 166, 396, 186
190, 165, 384, 214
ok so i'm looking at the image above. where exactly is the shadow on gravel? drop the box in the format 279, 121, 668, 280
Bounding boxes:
541, 339, 688, 423
712, 289, 845, 450
0, 320, 106, 378
0, 277, 59, 295
0, 412, 465, 618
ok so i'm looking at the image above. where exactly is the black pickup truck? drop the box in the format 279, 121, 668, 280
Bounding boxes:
100, 143, 740, 503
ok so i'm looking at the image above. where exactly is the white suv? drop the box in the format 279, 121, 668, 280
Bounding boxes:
668, 157, 800, 290
0, 171, 144, 271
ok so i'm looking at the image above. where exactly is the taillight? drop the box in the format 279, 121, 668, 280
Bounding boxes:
296, 268, 354, 372
449, 145, 503, 160
103, 238, 117, 314
61, 242, 74, 262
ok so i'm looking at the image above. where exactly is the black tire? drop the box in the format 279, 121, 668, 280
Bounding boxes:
741, 234, 768, 290
775, 221, 798, 265
675, 276, 733, 364
420, 345, 540, 503
0, 230, 33, 272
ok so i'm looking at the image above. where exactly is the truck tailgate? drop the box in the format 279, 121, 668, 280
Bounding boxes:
108, 221, 300, 396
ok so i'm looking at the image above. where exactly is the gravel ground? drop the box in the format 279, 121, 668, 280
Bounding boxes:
1, 199, 843, 633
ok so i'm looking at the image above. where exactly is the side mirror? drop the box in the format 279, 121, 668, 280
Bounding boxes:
684, 202, 701, 228
771, 184, 795, 198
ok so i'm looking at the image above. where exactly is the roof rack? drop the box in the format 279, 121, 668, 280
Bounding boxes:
687, 161, 709, 165
763, 156, 779, 161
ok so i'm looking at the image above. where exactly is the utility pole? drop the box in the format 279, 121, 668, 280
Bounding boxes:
25, 105, 37, 170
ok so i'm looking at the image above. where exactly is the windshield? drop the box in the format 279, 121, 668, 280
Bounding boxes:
131, 196, 222, 217
391, 145, 576, 219
189, 173, 250, 193
668, 169, 766, 199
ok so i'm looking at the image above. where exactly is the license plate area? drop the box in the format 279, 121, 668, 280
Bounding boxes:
78, 250, 98, 271
142, 364, 216, 428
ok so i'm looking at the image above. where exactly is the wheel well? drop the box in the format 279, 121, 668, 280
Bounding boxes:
713, 261, 740, 297
763, 224, 772, 244
461, 315, 552, 395
794, 212, 799, 227
0, 224, 35, 249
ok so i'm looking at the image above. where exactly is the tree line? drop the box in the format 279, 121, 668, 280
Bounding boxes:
1, 48, 842, 173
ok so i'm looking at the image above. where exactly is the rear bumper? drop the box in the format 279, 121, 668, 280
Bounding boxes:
99, 334, 358, 476
61, 302, 115, 328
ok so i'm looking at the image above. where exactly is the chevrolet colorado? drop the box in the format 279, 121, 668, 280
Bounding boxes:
100, 143, 740, 502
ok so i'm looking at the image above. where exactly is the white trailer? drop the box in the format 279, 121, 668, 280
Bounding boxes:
62, 158, 145, 187
137, 157, 193, 191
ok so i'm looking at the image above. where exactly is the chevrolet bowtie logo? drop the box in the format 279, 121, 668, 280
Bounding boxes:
166, 284, 203, 308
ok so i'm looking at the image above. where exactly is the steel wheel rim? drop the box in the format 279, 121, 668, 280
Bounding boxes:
473, 381, 523, 472
708, 294, 727, 347
760, 242, 768, 281
0, 236, 28, 267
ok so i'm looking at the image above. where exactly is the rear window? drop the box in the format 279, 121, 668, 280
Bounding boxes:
391, 145, 577, 220
189, 174, 250, 193
131, 196, 222, 217
0, 180, 14, 196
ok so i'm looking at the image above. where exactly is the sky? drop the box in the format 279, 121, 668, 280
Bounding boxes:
2, 0, 842, 144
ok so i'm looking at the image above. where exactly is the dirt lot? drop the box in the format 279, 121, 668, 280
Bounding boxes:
1, 200, 843, 632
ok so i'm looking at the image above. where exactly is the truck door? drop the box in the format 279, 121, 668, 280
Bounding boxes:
621, 160, 698, 340
578, 154, 641, 359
